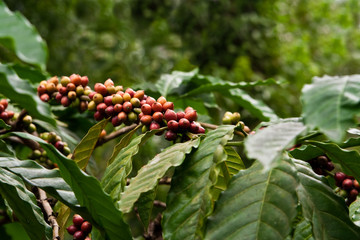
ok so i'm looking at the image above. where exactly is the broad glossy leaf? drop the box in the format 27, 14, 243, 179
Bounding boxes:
0, 157, 80, 209
101, 129, 162, 201
210, 146, 245, 200
155, 69, 198, 97
293, 219, 314, 240
163, 125, 235, 240
9, 132, 132, 240
245, 121, 307, 169
73, 119, 108, 170
136, 189, 157, 230
293, 159, 360, 239
0, 168, 51, 240
302, 75, 360, 142
349, 200, 360, 227
107, 124, 140, 165
289, 145, 323, 161
0, 64, 56, 126
10, 63, 48, 83
307, 141, 360, 182
119, 138, 200, 213
0, 139, 14, 157
205, 160, 298, 240
0, 222, 31, 240
0, 2, 47, 69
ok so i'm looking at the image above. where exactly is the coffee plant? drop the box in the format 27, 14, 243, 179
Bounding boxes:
1, 2, 360, 240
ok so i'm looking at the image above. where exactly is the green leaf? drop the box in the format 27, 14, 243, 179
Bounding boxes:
289, 145, 324, 161
0, 222, 31, 240
245, 121, 307, 169
10, 63, 49, 84
107, 124, 140, 165
73, 119, 108, 170
119, 138, 201, 213
293, 158, 360, 239
210, 146, 245, 200
0, 167, 51, 240
0, 119, 11, 130
8, 132, 132, 240
205, 160, 298, 240
163, 125, 235, 240
307, 141, 360, 182
136, 189, 157, 230
0, 157, 81, 210
101, 129, 162, 201
0, 139, 14, 157
349, 200, 360, 227
184, 78, 278, 97
292, 219, 314, 240
54, 202, 72, 240
0, 64, 56, 126
0, 2, 47, 70
155, 69, 198, 97
302, 75, 360, 142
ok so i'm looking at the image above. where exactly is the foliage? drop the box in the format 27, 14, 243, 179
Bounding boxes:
1, 2, 360, 240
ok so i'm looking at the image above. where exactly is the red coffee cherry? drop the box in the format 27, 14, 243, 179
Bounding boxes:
167, 120, 179, 132
179, 118, 190, 131
81, 221, 92, 234
152, 102, 163, 112
140, 115, 152, 125
190, 121, 200, 133
66, 83, 76, 92
111, 116, 121, 127
105, 105, 115, 117
146, 96, 156, 106
104, 96, 113, 106
96, 103, 107, 113
123, 102, 133, 113
61, 96, 71, 107
55, 141, 64, 151
157, 96, 167, 105
152, 112, 163, 123
185, 106, 194, 113
185, 110, 197, 122
104, 78, 114, 87
94, 83, 107, 96
37, 85, 47, 95
118, 112, 127, 122
162, 101, 174, 111
150, 121, 160, 130
342, 179, 353, 190
134, 90, 145, 100
334, 172, 346, 186
114, 104, 123, 113
176, 111, 185, 120
94, 111, 104, 121
197, 126, 205, 134
70, 74, 82, 86
164, 109, 177, 122
40, 93, 50, 102
66, 225, 78, 235
80, 76, 89, 87
125, 88, 135, 98
141, 104, 152, 115
0, 99, 8, 109
73, 230, 85, 240
72, 214, 84, 227
165, 130, 177, 141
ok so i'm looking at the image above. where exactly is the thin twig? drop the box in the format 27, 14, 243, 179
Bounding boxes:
38, 188, 60, 240
153, 200, 166, 208
159, 178, 171, 185
96, 124, 138, 147
199, 122, 245, 137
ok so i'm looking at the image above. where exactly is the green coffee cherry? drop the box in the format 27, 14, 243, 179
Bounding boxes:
231, 112, 241, 124
222, 116, 232, 125
22, 115, 33, 125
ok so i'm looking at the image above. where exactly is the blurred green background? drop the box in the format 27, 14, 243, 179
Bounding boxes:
3, 0, 360, 118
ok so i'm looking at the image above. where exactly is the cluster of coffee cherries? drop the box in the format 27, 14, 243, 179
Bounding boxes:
308, 155, 334, 176
222, 111, 251, 134
334, 172, 359, 205
29, 132, 71, 168
0, 99, 14, 123
87, 79, 143, 127
37, 74, 92, 112
66, 214, 92, 240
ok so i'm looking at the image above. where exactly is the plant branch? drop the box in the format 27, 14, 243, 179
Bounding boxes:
199, 122, 245, 137
153, 200, 166, 208
96, 124, 138, 147
38, 188, 60, 240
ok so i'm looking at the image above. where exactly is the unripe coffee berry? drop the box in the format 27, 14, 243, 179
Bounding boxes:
107, 85, 116, 95
23, 115, 32, 125
128, 112, 138, 123
76, 85, 84, 95
123, 93, 131, 102
93, 93, 104, 104
46, 82, 56, 93
73, 214, 84, 227
141, 104, 152, 115
112, 94, 123, 104
88, 101, 96, 111
130, 98, 141, 108
61, 76, 71, 86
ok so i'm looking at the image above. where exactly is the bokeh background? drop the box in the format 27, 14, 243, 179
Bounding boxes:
4, 0, 360, 118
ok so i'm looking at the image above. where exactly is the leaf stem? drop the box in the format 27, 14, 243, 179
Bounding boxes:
226, 141, 243, 147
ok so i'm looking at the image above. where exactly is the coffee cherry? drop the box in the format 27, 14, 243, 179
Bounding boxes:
104, 96, 113, 106
142, 125, 149, 133
105, 106, 115, 117
141, 115, 152, 125
23, 115, 32, 125
66, 83, 76, 92
335, 172, 346, 186
55, 141, 64, 151
134, 90, 145, 100
6, 111, 14, 119
37, 85, 47, 95
61, 76, 71, 86
46, 82, 57, 93
130, 98, 141, 108
80, 76, 89, 87
94, 83, 107, 96
88, 92, 96, 100
118, 112, 127, 122
70, 74, 82, 86
93, 93, 104, 104
40, 93, 50, 102
73, 230, 85, 240
146, 97, 156, 106
94, 111, 104, 121
79, 101, 88, 112
128, 112, 138, 123
167, 120, 179, 132
66, 225, 78, 235
157, 96, 167, 105
0, 112, 8, 121
55, 93, 63, 102
197, 126, 205, 134
150, 121, 160, 130
162, 102, 174, 111
222, 116, 232, 124
107, 85, 116, 95
141, 104, 152, 115
185, 106, 194, 113
152, 112, 163, 123
68, 91, 77, 100
354, 180, 360, 190
81, 221, 92, 234
112, 94, 123, 104
122, 93, 131, 102
123, 102, 133, 113
190, 121, 200, 133
0, 99, 8, 109
152, 102, 163, 112
114, 104, 123, 113
0, 104, 6, 113
96, 103, 107, 113
325, 161, 334, 171
73, 214, 84, 227
231, 112, 241, 124
185, 110, 197, 122
164, 109, 177, 122
349, 189, 359, 201
112, 116, 121, 127
99, 129, 107, 138
76, 85, 84, 96
104, 79, 114, 87
176, 111, 185, 120
165, 130, 177, 141
88, 101, 96, 111
342, 179, 353, 190
179, 118, 190, 131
